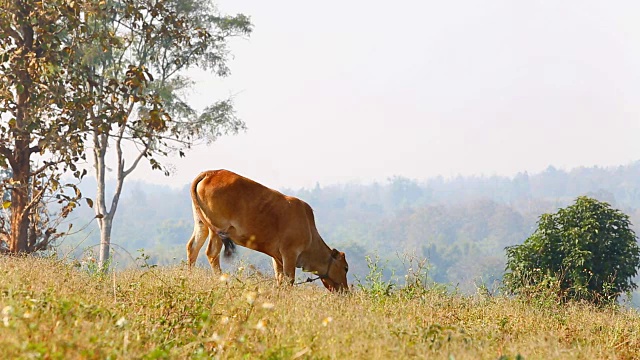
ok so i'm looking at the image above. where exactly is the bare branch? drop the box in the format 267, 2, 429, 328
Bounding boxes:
3, 27, 24, 46
30, 159, 64, 178
32, 228, 56, 252
22, 180, 49, 217
122, 140, 150, 178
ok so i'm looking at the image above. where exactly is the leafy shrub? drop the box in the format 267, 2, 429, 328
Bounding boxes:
356, 255, 395, 297
504, 196, 640, 305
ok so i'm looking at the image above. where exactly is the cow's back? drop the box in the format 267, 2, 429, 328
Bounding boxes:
193, 170, 312, 256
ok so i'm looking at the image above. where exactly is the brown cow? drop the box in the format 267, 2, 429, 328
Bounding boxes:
186, 169, 349, 292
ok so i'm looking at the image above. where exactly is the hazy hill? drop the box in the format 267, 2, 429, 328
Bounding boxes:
59, 161, 640, 298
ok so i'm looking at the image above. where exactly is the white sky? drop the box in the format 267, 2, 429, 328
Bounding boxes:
128, 0, 640, 190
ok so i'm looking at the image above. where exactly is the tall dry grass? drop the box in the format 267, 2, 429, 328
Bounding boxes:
1, 255, 639, 359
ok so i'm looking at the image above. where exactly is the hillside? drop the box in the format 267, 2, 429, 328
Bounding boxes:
1, 257, 639, 359
56, 162, 640, 299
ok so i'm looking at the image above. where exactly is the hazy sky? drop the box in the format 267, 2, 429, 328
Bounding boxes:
128, 0, 640, 190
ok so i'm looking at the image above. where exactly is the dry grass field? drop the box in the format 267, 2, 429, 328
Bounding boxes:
1, 255, 639, 359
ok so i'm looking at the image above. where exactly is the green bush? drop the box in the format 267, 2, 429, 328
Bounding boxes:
504, 196, 640, 305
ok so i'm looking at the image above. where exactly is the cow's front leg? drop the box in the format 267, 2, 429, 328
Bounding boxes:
281, 254, 297, 285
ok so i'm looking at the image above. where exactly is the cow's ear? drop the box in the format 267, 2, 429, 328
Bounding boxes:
331, 248, 340, 259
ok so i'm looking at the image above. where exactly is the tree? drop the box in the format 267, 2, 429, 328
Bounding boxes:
79, 0, 251, 269
1, 166, 75, 253
504, 196, 640, 304
388, 176, 427, 210
0, 0, 106, 253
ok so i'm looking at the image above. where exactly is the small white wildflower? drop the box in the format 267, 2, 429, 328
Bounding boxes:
261, 302, 275, 310
209, 333, 225, 352
322, 317, 333, 327
2, 307, 12, 327
219, 274, 230, 283
255, 319, 267, 332
1, 306, 13, 316
115, 316, 127, 328
245, 291, 257, 305
209, 332, 221, 342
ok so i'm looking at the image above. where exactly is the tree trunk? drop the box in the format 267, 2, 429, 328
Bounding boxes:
8, 1, 34, 253
94, 131, 128, 270
98, 215, 113, 268
9, 156, 29, 253
94, 131, 110, 269
93, 124, 144, 271
95, 161, 127, 270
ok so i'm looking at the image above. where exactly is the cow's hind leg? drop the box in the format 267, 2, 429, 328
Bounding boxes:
186, 217, 210, 268
205, 232, 224, 273
271, 258, 284, 285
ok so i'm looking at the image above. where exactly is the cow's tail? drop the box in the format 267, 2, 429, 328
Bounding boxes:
191, 171, 237, 258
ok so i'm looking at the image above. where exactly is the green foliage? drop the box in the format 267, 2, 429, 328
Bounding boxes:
81, 0, 252, 269
75, 248, 113, 279
85, 0, 253, 174
355, 254, 448, 301
0, 0, 99, 252
356, 255, 395, 298
136, 248, 158, 269
504, 196, 640, 305
0, 0, 95, 161
399, 256, 435, 299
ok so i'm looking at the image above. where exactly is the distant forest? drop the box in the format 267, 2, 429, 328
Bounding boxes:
62, 162, 640, 298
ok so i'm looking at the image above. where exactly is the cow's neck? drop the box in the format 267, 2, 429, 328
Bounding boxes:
297, 235, 332, 274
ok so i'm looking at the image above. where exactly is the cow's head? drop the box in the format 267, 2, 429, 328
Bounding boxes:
321, 249, 349, 292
